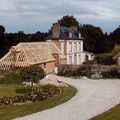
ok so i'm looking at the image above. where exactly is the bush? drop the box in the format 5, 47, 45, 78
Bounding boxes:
40, 84, 62, 97
0, 71, 22, 84
74, 65, 92, 77
0, 85, 62, 106
83, 60, 96, 65
57, 65, 92, 77
101, 71, 112, 78
57, 66, 75, 77
101, 68, 120, 78
20, 65, 46, 86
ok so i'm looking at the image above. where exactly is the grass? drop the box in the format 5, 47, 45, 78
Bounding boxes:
0, 84, 23, 97
0, 86, 77, 120
90, 104, 120, 120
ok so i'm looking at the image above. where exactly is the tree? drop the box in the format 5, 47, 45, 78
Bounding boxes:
58, 15, 79, 28
31, 31, 48, 42
80, 24, 109, 53
0, 25, 5, 35
20, 65, 46, 88
108, 26, 120, 48
0, 25, 6, 57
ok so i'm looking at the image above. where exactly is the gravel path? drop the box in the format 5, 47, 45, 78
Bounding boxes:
15, 75, 120, 120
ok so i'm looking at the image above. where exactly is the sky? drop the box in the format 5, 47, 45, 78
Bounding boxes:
0, 0, 120, 33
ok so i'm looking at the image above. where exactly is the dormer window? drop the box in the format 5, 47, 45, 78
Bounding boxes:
69, 32, 72, 38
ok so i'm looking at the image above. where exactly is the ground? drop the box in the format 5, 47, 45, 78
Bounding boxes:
14, 75, 120, 120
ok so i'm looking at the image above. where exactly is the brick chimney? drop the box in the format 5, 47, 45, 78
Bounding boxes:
70, 26, 78, 31
52, 22, 60, 39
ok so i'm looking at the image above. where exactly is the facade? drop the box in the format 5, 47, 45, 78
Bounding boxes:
0, 42, 66, 73
47, 22, 94, 65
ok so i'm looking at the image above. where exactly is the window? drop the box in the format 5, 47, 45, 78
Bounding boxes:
69, 56, 72, 64
74, 42, 77, 52
69, 42, 72, 52
74, 54, 77, 64
78, 42, 81, 51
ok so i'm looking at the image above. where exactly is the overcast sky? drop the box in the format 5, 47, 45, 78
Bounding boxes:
0, 0, 120, 33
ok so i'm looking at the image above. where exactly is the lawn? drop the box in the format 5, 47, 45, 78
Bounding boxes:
0, 84, 23, 97
0, 85, 77, 120
91, 104, 120, 120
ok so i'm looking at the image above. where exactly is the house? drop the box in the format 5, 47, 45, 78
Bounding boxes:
0, 22, 94, 73
0, 42, 66, 73
46, 22, 94, 65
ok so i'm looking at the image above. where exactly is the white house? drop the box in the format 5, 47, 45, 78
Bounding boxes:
47, 22, 94, 65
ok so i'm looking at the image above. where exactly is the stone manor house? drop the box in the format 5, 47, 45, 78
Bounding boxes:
0, 22, 94, 73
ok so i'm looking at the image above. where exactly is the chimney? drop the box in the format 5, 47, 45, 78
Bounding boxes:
79, 33, 81, 38
52, 22, 60, 39
70, 26, 77, 31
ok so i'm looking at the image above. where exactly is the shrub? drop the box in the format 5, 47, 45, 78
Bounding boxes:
40, 84, 62, 97
57, 65, 92, 77
101, 68, 120, 78
83, 60, 96, 65
74, 65, 92, 77
20, 65, 46, 87
57, 66, 75, 77
0, 71, 22, 84
101, 71, 112, 78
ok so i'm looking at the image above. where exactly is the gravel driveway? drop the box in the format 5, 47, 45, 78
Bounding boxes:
15, 75, 120, 120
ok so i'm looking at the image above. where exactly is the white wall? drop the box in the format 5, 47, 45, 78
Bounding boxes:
61, 42, 64, 54
65, 40, 94, 65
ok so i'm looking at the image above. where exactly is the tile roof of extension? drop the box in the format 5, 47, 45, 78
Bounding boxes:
0, 42, 66, 68
47, 26, 84, 40
113, 52, 120, 59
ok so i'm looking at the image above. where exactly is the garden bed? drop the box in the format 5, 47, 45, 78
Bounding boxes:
0, 85, 77, 120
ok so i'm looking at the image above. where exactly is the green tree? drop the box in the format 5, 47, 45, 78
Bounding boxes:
0, 25, 5, 35
80, 24, 109, 53
108, 26, 120, 49
0, 25, 6, 57
20, 65, 46, 88
58, 15, 79, 28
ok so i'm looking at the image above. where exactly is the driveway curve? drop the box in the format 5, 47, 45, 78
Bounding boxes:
15, 75, 120, 120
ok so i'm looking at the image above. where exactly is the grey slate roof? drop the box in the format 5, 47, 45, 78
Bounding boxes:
46, 26, 83, 40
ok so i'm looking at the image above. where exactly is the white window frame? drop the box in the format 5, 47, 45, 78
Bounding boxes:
78, 42, 81, 51
69, 56, 72, 64
74, 42, 77, 52
69, 42, 72, 52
